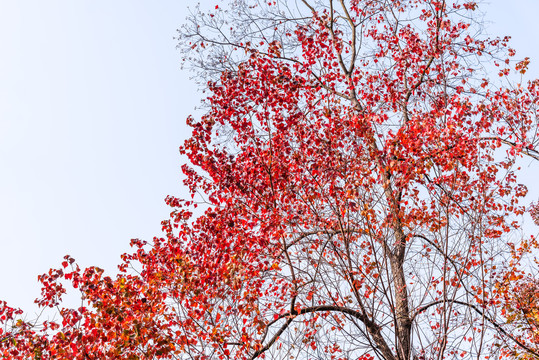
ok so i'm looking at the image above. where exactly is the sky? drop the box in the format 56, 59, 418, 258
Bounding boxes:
0, 1, 538, 315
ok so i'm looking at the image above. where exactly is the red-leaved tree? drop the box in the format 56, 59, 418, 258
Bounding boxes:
2, 0, 539, 359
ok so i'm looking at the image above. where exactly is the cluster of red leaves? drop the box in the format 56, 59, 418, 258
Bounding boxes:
2, 0, 539, 359
496, 276, 539, 359
530, 202, 539, 226
0, 254, 175, 359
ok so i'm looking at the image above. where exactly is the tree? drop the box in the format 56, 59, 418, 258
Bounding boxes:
2, 0, 539, 359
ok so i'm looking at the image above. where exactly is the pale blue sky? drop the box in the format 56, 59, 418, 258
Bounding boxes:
0, 1, 538, 314
0, 1, 202, 312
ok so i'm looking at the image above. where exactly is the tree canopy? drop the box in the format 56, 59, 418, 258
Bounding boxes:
2, 0, 539, 359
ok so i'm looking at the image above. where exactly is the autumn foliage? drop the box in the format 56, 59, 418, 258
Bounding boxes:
2, 0, 539, 359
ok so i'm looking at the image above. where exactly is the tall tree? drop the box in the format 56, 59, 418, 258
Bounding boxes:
2, 0, 539, 359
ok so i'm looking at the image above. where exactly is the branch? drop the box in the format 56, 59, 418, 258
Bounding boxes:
413, 299, 539, 358
411, 234, 473, 296
250, 316, 294, 360
252, 305, 395, 360
480, 137, 539, 161
278, 228, 367, 256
